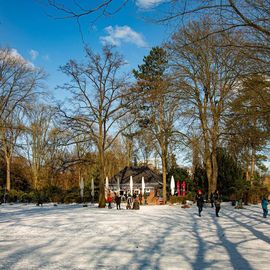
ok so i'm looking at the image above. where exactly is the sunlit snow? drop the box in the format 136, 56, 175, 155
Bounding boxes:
0, 202, 269, 270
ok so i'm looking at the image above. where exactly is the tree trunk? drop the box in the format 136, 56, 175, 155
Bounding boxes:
98, 120, 106, 208
98, 151, 106, 208
33, 171, 38, 190
250, 148, 256, 181
6, 156, 11, 191
161, 152, 167, 203
204, 146, 218, 196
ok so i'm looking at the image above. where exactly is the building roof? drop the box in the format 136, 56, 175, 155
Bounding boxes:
109, 166, 162, 189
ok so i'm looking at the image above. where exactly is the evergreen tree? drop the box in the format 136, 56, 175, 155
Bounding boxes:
132, 46, 179, 202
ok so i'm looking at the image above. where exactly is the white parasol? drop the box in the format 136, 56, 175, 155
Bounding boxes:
91, 178, 94, 197
170, 175, 175, 196
141, 176, 145, 195
80, 177, 84, 199
130, 175, 133, 196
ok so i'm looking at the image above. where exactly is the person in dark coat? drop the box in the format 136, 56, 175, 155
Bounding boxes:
126, 194, 132, 209
196, 190, 204, 217
133, 197, 140, 210
210, 192, 214, 208
213, 190, 221, 217
115, 193, 121, 210
143, 192, 148, 205
261, 197, 268, 218
139, 191, 143, 205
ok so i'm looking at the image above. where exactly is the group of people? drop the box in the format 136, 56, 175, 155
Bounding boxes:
196, 190, 269, 219
196, 190, 221, 217
107, 191, 142, 210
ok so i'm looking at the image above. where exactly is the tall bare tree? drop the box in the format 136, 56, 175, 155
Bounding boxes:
0, 110, 24, 191
60, 46, 131, 207
226, 75, 270, 181
0, 48, 45, 191
23, 104, 57, 189
167, 21, 247, 194
48, 0, 270, 42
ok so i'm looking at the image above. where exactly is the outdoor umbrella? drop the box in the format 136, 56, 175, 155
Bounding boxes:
170, 175, 175, 196
141, 176, 145, 195
105, 176, 109, 190
91, 178, 94, 197
80, 177, 84, 199
105, 176, 109, 199
130, 175, 133, 195
117, 177, 120, 192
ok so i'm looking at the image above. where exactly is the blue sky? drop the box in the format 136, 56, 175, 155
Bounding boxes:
0, 0, 168, 99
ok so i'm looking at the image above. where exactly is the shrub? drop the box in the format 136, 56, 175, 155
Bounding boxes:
63, 192, 81, 204
186, 192, 196, 201
42, 186, 63, 203
169, 195, 187, 204
7, 189, 19, 202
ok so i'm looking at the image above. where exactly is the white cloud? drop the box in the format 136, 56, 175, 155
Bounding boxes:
100, 25, 147, 47
0, 48, 35, 69
42, 54, 50, 61
0, 48, 25, 63
136, 0, 165, 9
29, 49, 39, 60
9, 49, 25, 62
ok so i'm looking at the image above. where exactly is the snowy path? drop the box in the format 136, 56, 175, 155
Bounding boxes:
0, 203, 269, 270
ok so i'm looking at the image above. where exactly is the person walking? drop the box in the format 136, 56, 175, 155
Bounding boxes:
261, 196, 268, 218
115, 193, 121, 210
143, 192, 148, 205
126, 193, 132, 209
210, 192, 214, 208
213, 190, 221, 217
107, 192, 113, 209
139, 191, 143, 205
196, 190, 204, 217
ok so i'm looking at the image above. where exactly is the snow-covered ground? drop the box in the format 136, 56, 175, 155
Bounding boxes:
0, 202, 269, 270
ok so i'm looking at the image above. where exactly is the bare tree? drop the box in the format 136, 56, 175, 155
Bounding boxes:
48, 0, 129, 19
0, 48, 45, 191
60, 45, 132, 207
0, 110, 24, 191
167, 20, 248, 194
47, 1, 270, 41
23, 104, 57, 189
226, 75, 270, 181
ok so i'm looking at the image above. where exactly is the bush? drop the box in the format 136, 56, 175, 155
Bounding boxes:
42, 186, 64, 203
7, 189, 19, 202
0, 189, 36, 203
186, 192, 196, 201
169, 195, 187, 204
63, 192, 81, 204
221, 195, 229, 202
0, 187, 4, 203
248, 186, 268, 204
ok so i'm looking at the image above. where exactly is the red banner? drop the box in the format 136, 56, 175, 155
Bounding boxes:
182, 181, 186, 196
177, 181, 180, 197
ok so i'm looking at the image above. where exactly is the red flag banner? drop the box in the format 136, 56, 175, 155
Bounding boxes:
177, 181, 180, 197
182, 181, 186, 196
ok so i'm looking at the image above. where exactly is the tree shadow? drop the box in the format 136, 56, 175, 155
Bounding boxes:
0, 204, 269, 269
